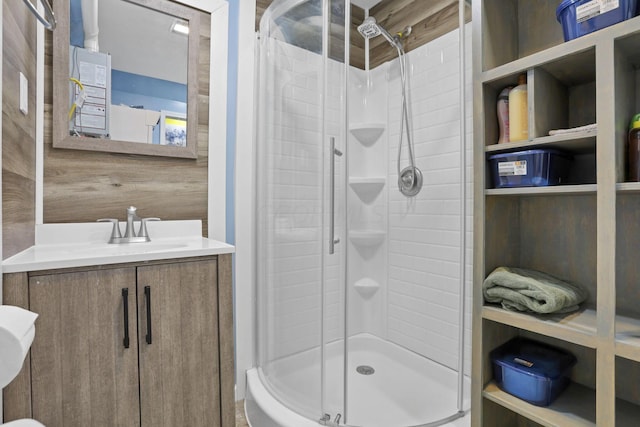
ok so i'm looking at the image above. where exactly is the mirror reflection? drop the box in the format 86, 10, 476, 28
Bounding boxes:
68, 0, 188, 146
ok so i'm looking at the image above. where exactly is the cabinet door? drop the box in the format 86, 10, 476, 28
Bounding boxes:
29, 268, 140, 427
137, 259, 220, 427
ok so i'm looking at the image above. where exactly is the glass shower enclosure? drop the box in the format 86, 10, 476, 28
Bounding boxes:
254, 1, 469, 426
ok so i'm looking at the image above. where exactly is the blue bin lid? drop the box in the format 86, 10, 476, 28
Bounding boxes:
490, 338, 577, 379
488, 149, 571, 161
556, 0, 583, 21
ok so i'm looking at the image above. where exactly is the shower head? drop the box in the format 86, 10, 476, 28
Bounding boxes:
357, 16, 401, 49
357, 16, 382, 39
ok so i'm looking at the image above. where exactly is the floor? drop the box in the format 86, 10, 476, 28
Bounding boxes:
236, 400, 250, 427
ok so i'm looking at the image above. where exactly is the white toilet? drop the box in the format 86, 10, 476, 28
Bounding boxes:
0, 306, 44, 427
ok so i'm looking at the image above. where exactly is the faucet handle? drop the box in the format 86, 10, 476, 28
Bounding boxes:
97, 218, 123, 242
138, 217, 161, 239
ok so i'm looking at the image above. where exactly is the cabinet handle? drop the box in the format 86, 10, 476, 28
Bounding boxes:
144, 286, 152, 344
122, 288, 130, 349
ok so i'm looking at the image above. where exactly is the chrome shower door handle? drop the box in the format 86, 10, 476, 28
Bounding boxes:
329, 137, 342, 255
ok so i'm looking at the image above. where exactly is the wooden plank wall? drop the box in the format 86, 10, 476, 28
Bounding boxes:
42, 7, 211, 235
255, 0, 469, 70
369, 0, 471, 69
2, 1, 37, 259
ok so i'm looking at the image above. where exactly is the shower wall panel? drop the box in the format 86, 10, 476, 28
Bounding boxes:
261, 38, 346, 363
385, 26, 473, 371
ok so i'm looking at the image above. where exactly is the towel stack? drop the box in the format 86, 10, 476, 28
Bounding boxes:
483, 267, 588, 314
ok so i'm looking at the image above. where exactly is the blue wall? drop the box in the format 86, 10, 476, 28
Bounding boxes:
111, 70, 187, 145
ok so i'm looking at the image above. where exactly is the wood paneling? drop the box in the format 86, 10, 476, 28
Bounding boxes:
370, 0, 471, 69
28, 268, 141, 426
2, 273, 32, 422
256, 0, 270, 31
3, 0, 37, 258
43, 7, 211, 236
217, 253, 235, 427
137, 259, 220, 426
255, 0, 469, 70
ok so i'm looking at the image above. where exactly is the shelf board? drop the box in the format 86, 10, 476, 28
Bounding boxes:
615, 314, 640, 362
349, 177, 386, 201
348, 230, 386, 247
482, 306, 597, 348
617, 182, 640, 193
349, 123, 385, 146
485, 131, 596, 155
617, 398, 640, 427
483, 381, 595, 427
481, 36, 596, 86
353, 277, 380, 298
485, 184, 597, 196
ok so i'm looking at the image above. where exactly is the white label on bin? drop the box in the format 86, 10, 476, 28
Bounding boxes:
514, 357, 534, 368
576, 0, 619, 23
600, 0, 620, 14
498, 160, 527, 177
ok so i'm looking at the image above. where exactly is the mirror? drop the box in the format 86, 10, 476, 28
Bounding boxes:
53, 0, 200, 158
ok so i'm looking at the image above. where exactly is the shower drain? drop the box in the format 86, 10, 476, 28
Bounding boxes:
356, 365, 375, 375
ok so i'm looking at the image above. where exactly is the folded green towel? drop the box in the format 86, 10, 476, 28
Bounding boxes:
483, 267, 588, 314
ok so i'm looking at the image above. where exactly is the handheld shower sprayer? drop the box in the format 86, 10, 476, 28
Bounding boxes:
357, 16, 403, 50
357, 16, 423, 197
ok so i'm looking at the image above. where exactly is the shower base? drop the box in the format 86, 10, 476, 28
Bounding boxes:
245, 333, 470, 427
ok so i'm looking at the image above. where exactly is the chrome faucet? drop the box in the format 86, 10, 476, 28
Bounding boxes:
98, 206, 160, 243
124, 206, 139, 239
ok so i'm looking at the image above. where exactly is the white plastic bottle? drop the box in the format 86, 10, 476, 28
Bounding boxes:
497, 86, 512, 144
509, 74, 528, 142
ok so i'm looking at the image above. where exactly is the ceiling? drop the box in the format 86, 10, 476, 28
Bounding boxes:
98, 0, 188, 84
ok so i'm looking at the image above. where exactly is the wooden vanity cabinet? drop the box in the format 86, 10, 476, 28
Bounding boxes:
2, 255, 234, 427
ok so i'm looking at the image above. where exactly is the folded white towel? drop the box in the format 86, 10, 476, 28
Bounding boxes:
548, 123, 597, 136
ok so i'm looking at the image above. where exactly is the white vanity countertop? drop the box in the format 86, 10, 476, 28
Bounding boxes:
2, 221, 235, 273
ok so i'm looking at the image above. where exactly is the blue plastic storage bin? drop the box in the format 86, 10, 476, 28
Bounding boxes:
488, 149, 572, 188
557, 0, 638, 41
490, 338, 577, 407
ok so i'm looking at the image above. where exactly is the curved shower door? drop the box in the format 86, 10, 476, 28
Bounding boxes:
255, 0, 349, 423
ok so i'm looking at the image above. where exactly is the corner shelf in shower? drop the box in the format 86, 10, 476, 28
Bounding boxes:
353, 277, 380, 298
348, 229, 386, 248
349, 177, 386, 201
349, 123, 385, 146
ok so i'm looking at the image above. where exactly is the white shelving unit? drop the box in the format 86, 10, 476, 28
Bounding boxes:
473, 1, 640, 425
